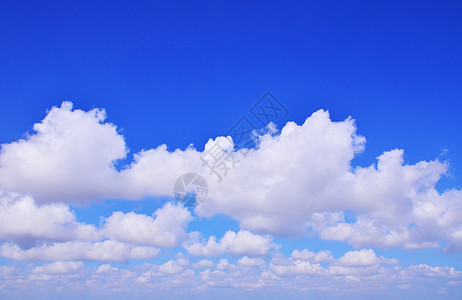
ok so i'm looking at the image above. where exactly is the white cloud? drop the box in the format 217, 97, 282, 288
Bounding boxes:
96, 264, 118, 274
237, 256, 266, 267
0, 249, 461, 298
0, 102, 127, 203
291, 249, 334, 263
102, 202, 193, 248
0, 102, 461, 251
0, 196, 195, 262
0, 193, 192, 261
406, 264, 462, 278
119, 144, 203, 200
191, 260, 214, 269
217, 258, 235, 270
185, 230, 276, 257
0, 191, 99, 244
0, 101, 459, 297
0, 239, 160, 262
194, 111, 462, 250
197, 110, 367, 235
269, 259, 325, 277
336, 249, 380, 267
31, 261, 83, 274
326, 250, 384, 277
158, 258, 190, 274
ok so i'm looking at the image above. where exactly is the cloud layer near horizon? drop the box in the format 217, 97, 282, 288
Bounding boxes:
0, 249, 460, 298
0, 101, 461, 253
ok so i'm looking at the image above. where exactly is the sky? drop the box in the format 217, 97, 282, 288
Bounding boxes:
0, 0, 462, 299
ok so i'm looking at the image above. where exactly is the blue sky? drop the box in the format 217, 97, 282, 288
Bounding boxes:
0, 1, 461, 299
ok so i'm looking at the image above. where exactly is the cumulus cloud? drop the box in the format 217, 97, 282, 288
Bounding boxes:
0, 240, 160, 262
197, 110, 367, 234
217, 258, 235, 270
0, 249, 460, 298
0, 191, 99, 245
195, 111, 462, 250
269, 259, 325, 277
158, 258, 190, 274
237, 256, 266, 267
191, 260, 214, 269
0, 102, 461, 251
325, 249, 388, 277
0, 102, 203, 204
336, 249, 380, 267
102, 202, 193, 248
185, 230, 276, 257
0, 102, 128, 203
0, 192, 192, 261
31, 261, 83, 274
291, 249, 334, 263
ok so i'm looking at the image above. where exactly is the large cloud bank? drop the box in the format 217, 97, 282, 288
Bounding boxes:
0, 102, 461, 252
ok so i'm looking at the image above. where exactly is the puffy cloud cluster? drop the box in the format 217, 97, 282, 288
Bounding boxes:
0, 101, 460, 299
185, 230, 276, 257
196, 112, 462, 250
0, 102, 203, 204
0, 101, 461, 253
335, 249, 380, 267
0, 191, 99, 246
0, 102, 127, 203
0, 191, 192, 261
102, 203, 193, 248
0, 240, 160, 262
31, 261, 84, 274
291, 249, 334, 262
0, 249, 460, 299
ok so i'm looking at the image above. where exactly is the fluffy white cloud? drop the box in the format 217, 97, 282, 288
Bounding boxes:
407, 264, 461, 278
326, 249, 385, 277
448, 229, 462, 252
217, 258, 235, 270
95, 264, 118, 274
0, 102, 461, 251
0, 191, 99, 244
0, 102, 128, 203
237, 256, 266, 267
191, 260, 214, 269
195, 111, 462, 250
269, 259, 325, 277
158, 258, 190, 274
0, 102, 203, 204
31, 261, 84, 274
0, 239, 160, 262
102, 202, 193, 248
197, 110, 367, 235
0, 192, 191, 261
119, 145, 203, 199
0, 249, 460, 298
0, 101, 459, 297
335, 249, 380, 267
185, 230, 276, 257
291, 249, 334, 263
